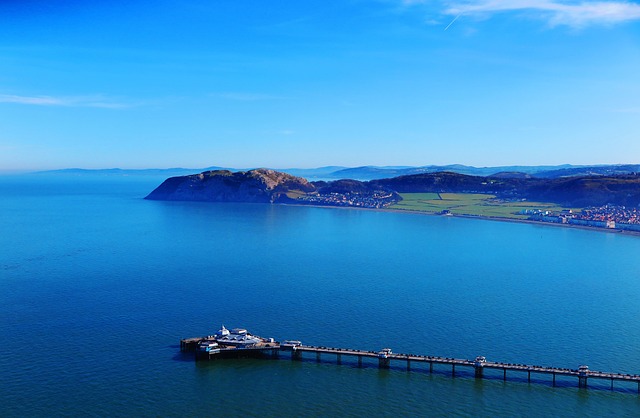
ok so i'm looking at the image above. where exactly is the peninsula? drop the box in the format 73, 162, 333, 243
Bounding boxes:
145, 168, 401, 208
145, 168, 640, 231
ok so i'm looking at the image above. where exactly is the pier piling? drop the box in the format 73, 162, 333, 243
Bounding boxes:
578, 365, 589, 389
378, 357, 390, 368
474, 356, 486, 379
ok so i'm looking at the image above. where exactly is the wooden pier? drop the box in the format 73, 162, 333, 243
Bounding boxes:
181, 336, 640, 393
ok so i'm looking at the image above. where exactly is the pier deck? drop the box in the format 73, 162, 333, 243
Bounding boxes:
289, 345, 640, 390
181, 336, 640, 392
296, 346, 640, 381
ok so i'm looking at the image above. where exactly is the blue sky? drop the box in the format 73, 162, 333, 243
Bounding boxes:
1, 0, 639, 170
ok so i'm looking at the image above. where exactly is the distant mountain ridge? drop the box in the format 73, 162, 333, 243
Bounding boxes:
531, 164, 640, 178
329, 164, 640, 180
36, 164, 640, 181
34, 167, 227, 177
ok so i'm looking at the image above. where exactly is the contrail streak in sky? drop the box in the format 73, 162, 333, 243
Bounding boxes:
444, 14, 461, 30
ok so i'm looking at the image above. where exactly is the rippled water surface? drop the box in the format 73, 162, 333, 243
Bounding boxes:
2, 175, 640, 417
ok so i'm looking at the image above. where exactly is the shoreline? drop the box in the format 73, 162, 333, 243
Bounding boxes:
386, 208, 640, 238
283, 202, 640, 238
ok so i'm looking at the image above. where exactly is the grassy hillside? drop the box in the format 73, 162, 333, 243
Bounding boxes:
372, 173, 640, 207
391, 193, 579, 219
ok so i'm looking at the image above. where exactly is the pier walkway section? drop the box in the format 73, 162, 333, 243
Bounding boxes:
181, 335, 640, 392
286, 344, 640, 391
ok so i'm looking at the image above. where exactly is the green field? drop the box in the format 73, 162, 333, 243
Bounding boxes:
390, 193, 579, 219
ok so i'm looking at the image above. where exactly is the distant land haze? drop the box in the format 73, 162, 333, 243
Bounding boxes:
35, 163, 640, 181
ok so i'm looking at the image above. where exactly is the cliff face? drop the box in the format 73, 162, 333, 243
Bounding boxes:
145, 169, 316, 203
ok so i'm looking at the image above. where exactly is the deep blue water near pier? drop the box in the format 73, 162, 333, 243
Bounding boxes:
2, 174, 640, 417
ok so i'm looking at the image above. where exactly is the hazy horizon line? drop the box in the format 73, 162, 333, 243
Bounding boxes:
2, 162, 639, 176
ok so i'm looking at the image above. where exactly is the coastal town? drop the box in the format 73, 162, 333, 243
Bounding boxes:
296, 190, 399, 208
575, 205, 640, 225
293, 190, 640, 233
527, 204, 640, 232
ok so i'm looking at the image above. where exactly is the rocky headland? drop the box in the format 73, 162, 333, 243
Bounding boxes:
145, 168, 402, 208
146, 168, 640, 209
145, 169, 316, 203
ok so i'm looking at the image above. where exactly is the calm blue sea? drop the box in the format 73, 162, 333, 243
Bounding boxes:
2, 174, 640, 417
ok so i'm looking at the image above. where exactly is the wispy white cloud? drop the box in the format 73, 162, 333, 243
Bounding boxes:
0, 94, 134, 108
443, 1, 640, 27
0, 95, 63, 106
